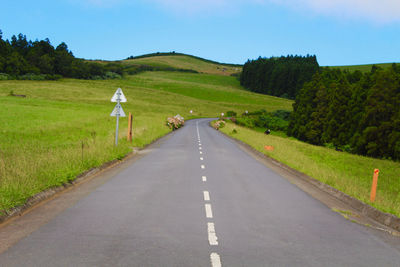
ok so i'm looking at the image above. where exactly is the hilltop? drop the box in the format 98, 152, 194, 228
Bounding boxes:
121, 52, 242, 76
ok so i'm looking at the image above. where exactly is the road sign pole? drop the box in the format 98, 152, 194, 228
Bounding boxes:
110, 88, 127, 146
115, 97, 120, 146
115, 114, 119, 146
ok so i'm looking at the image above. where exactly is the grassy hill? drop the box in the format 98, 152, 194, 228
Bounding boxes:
122, 53, 242, 76
0, 65, 290, 213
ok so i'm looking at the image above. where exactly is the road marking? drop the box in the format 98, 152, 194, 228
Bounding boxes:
202, 176, 207, 182
201, 165, 205, 169
200, 157, 204, 161
210, 253, 222, 267
203, 191, 210, 201
207, 222, 218, 245
205, 204, 213, 218
200, 151, 203, 154
199, 147, 202, 150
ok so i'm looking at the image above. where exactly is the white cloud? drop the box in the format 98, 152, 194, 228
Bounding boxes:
270, 0, 400, 23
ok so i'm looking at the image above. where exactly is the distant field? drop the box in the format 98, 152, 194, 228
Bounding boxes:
0, 72, 291, 213
329, 62, 396, 72
122, 55, 242, 75
220, 122, 400, 218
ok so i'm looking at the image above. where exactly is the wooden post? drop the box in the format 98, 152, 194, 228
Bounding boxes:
127, 112, 133, 142
370, 169, 379, 202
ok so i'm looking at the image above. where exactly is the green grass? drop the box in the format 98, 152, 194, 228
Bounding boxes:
122, 55, 242, 75
0, 72, 291, 213
329, 63, 397, 73
220, 122, 400, 217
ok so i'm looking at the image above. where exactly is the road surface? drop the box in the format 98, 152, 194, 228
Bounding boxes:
1, 118, 400, 266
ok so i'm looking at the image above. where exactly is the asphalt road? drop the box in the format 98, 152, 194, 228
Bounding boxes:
1, 118, 400, 266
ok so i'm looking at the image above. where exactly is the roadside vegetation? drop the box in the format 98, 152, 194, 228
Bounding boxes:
0, 71, 291, 214
219, 122, 400, 218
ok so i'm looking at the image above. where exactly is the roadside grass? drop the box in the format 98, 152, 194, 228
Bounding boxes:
0, 72, 291, 213
220, 122, 400, 218
123, 55, 241, 75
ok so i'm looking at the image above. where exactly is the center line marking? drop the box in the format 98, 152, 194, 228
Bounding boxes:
202, 176, 207, 182
203, 191, 210, 201
199, 147, 202, 150
207, 222, 218, 245
200, 157, 204, 160
201, 165, 205, 169
210, 253, 222, 267
200, 151, 203, 154
205, 204, 213, 218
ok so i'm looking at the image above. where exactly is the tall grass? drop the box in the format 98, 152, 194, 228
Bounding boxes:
220, 122, 400, 217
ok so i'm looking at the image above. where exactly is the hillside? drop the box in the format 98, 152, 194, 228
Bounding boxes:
328, 62, 397, 72
121, 53, 242, 76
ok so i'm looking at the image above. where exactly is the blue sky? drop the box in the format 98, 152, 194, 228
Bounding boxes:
1, 0, 399, 66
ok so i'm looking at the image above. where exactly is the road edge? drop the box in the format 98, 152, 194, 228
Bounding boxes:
0, 128, 176, 225
212, 123, 400, 233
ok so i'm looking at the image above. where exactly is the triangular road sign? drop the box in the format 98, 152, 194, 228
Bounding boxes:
110, 103, 126, 117
111, 88, 127, 102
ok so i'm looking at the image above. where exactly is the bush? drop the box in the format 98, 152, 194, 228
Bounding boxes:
226, 111, 237, 117
236, 117, 255, 128
166, 116, 185, 130
0, 73, 10, 80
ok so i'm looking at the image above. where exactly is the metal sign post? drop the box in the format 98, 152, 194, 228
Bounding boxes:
110, 88, 127, 146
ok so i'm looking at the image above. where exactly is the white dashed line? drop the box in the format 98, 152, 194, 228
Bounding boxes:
210, 253, 222, 267
207, 222, 218, 245
197, 120, 222, 266
205, 204, 213, 218
203, 191, 210, 201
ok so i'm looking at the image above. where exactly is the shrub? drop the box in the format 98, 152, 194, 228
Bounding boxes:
226, 111, 237, 117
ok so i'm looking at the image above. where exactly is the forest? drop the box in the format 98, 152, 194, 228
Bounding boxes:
240, 55, 319, 99
0, 31, 126, 80
288, 65, 400, 160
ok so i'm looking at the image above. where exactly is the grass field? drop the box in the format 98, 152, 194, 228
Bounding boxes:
329, 62, 396, 72
0, 71, 291, 213
219, 122, 400, 217
122, 55, 241, 75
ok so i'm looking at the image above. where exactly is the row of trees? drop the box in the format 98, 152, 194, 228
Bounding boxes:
0, 30, 123, 80
288, 65, 400, 160
240, 55, 319, 99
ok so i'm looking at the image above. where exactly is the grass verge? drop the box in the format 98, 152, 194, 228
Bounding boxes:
219, 122, 400, 218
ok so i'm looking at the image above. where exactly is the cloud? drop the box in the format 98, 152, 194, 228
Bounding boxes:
270, 0, 400, 23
